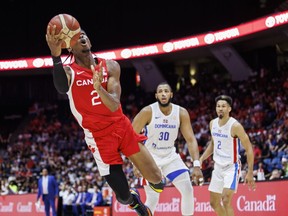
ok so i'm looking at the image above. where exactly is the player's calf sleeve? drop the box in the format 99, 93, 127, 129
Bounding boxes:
104, 165, 133, 205
148, 178, 165, 193
144, 185, 160, 214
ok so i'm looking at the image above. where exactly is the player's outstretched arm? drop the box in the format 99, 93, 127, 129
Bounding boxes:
46, 25, 70, 93
232, 122, 256, 191
179, 107, 203, 185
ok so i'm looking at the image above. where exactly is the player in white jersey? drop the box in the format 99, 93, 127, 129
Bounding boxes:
200, 95, 256, 216
132, 82, 203, 216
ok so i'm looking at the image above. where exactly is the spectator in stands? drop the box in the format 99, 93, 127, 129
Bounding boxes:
281, 157, 288, 178
46, 24, 164, 215
101, 182, 113, 206
256, 162, 266, 181
269, 169, 281, 180
252, 142, 262, 169
36, 168, 59, 216
73, 184, 91, 216
60, 183, 76, 216
239, 169, 247, 183
0, 178, 9, 195
200, 95, 256, 216
73, 185, 83, 215
86, 185, 104, 211
260, 142, 271, 160
7, 176, 18, 194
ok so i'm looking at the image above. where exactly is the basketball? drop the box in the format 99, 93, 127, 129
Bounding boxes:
47, 13, 81, 48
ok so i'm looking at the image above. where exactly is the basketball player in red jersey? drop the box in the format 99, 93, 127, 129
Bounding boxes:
46, 25, 164, 216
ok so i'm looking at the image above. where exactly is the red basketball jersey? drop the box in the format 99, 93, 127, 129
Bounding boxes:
66, 58, 124, 136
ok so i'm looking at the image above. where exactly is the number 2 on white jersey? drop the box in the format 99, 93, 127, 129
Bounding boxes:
217, 140, 221, 149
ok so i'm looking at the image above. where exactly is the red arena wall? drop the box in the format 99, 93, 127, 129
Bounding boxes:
1, 180, 286, 215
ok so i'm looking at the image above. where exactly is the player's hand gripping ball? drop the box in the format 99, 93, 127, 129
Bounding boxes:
47, 13, 81, 49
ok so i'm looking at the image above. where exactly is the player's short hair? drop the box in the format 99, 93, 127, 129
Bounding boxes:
156, 81, 172, 92
215, 95, 233, 106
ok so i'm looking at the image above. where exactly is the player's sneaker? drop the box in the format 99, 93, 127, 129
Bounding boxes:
129, 188, 152, 216
148, 178, 165, 193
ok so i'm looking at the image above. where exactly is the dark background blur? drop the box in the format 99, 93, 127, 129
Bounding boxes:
0, 0, 285, 59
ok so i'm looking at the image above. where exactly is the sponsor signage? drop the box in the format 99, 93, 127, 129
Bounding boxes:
112, 181, 288, 216
1, 10, 288, 71
0, 181, 287, 215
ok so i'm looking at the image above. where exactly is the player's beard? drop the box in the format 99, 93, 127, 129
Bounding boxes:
157, 97, 172, 107
82, 48, 91, 53
218, 113, 224, 119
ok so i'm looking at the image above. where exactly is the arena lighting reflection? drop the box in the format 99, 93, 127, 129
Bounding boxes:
1, 10, 288, 71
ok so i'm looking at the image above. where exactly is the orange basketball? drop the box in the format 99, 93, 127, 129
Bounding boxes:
47, 13, 81, 49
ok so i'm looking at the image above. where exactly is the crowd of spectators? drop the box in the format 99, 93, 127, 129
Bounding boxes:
0, 66, 287, 211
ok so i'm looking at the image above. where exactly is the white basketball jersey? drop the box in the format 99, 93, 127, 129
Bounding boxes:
144, 102, 180, 160
211, 117, 241, 166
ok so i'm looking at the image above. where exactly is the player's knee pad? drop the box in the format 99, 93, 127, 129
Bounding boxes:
173, 172, 194, 197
